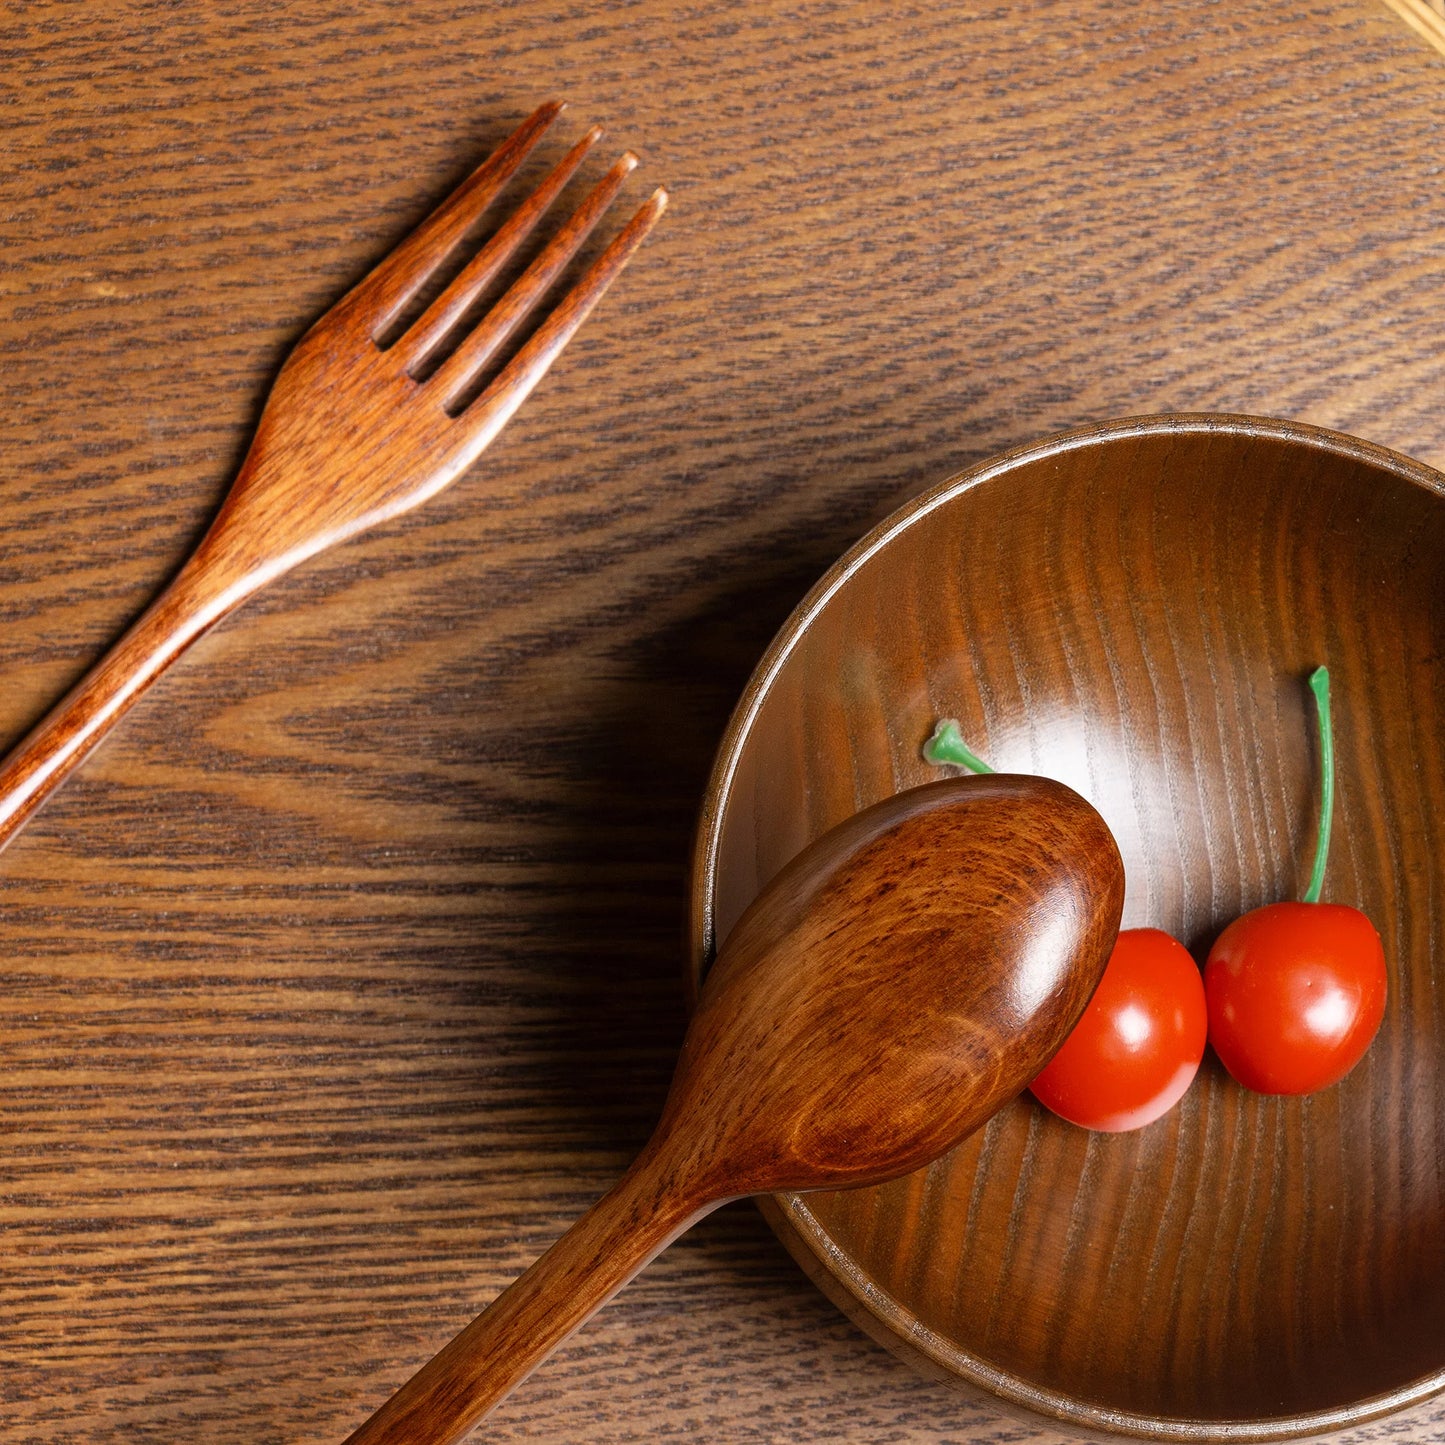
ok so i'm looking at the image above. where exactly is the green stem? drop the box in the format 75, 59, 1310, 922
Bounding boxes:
1302, 665, 1333, 905
922, 719, 995, 774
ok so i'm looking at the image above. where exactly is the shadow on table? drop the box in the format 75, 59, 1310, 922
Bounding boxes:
522, 457, 977, 1161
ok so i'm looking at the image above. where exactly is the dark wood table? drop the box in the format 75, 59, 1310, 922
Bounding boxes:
3, 2, 1443, 1440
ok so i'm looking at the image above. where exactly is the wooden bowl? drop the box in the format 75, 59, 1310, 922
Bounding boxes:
685, 414, 1445, 1441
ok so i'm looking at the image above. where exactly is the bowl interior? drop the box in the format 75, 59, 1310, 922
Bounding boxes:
688, 418, 1445, 1437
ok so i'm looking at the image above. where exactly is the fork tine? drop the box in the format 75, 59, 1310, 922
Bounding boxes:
352, 99, 564, 339
395, 124, 603, 374
444, 187, 669, 471
430, 151, 639, 411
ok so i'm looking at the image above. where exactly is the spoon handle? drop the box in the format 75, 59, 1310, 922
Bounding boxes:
343, 1144, 712, 1445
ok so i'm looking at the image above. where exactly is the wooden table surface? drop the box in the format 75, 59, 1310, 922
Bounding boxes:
2, 2, 1443, 1441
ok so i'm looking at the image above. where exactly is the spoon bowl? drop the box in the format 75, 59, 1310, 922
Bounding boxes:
663, 774, 1123, 1199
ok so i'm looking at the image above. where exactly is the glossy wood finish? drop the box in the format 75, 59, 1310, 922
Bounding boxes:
6, 3, 1445, 1442
0, 101, 665, 858
689, 415, 1445, 1440
349, 777, 1123, 1442
1381, 0, 1445, 53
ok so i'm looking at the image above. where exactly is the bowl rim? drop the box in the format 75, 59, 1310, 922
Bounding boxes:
685, 411, 1445, 1442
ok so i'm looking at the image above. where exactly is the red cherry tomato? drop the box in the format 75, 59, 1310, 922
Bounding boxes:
1204, 901, 1386, 1095
1030, 928, 1207, 1132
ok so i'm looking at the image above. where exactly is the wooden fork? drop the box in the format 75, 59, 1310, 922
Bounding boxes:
0, 100, 666, 856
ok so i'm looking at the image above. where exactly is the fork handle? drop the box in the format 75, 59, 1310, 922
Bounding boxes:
342, 1141, 712, 1445
0, 532, 262, 856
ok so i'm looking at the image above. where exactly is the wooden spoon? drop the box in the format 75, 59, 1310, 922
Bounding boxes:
343, 773, 1125, 1445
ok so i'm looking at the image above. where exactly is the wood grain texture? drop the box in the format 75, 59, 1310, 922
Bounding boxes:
350, 777, 1121, 1443
690, 416, 1445, 1440
1, 1, 1444, 1442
